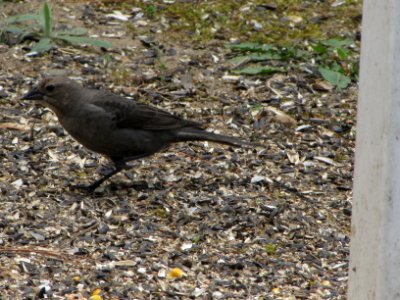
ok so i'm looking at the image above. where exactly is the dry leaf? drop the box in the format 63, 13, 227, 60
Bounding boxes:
267, 107, 297, 127
313, 80, 333, 92
314, 156, 337, 166
287, 150, 300, 165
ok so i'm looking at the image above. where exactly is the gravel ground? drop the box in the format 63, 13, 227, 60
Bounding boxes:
0, 1, 358, 299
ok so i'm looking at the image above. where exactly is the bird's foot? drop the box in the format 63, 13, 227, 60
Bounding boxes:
70, 183, 99, 194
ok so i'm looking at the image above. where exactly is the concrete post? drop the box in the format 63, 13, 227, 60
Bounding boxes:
349, 0, 400, 299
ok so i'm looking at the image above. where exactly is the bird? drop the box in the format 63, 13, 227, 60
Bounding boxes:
22, 76, 249, 192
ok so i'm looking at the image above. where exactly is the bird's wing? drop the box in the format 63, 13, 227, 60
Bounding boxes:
91, 91, 202, 130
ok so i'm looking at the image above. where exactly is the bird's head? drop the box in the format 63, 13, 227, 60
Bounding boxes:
22, 77, 82, 113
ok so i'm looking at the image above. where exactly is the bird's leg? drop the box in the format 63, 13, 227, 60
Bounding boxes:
73, 152, 155, 193
74, 159, 127, 193
73, 154, 153, 193
89, 161, 127, 192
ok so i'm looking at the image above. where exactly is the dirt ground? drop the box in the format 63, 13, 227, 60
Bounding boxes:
0, 1, 359, 299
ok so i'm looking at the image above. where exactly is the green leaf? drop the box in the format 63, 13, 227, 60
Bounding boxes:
0, 13, 39, 25
250, 52, 281, 60
54, 27, 87, 36
40, 3, 52, 38
56, 35, 113, 48
226, 42, 274, 52
322, 38, 353, 49
330, 61, 343, 72
233, 65, 284, 75
318, 67, 351, 89
312, 43, 326, 54
279, 46, 300, 59
336, 47, 349, 60
294, 49, 310, 59
228, 52, 282, 68
226, 42, 258, 50
228, 55, 252, 68
30, 37, 53, 53
145, 5, 157, 18
102, 53, 113, 66
350, 62, 359, 78
264, 244, 277, 255
250, 103, 263, 111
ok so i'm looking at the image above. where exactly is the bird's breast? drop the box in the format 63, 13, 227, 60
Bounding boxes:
58, 113, 113, 152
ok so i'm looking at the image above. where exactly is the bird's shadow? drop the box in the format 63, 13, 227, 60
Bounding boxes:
68, 179, 164, 196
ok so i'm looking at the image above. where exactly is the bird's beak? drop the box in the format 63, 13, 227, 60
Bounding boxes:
21, 87, 44, 100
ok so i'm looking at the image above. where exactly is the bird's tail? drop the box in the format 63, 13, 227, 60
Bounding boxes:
175, 127, 251, 147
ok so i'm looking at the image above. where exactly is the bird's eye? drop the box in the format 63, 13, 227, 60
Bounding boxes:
46, 84, 55, 92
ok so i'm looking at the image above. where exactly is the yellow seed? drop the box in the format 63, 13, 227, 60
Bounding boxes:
92, 288, 102, 296
321, 280, 331, 287
271, 287, 281, 294
72, 276, 81, 282
167, 267, 185, 279
89, 295, 103, 300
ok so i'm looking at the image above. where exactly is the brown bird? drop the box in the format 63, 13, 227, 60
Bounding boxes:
22, 77, 249, 192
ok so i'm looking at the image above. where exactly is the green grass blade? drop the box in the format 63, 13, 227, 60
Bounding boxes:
54, 27, 87, 36
57, 35, 113, 49
0, 13, 39, 25
40, 3, 52, 38
2, 26, 24, 34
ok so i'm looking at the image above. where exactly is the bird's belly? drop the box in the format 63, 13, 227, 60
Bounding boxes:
67, 125, 170, 158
